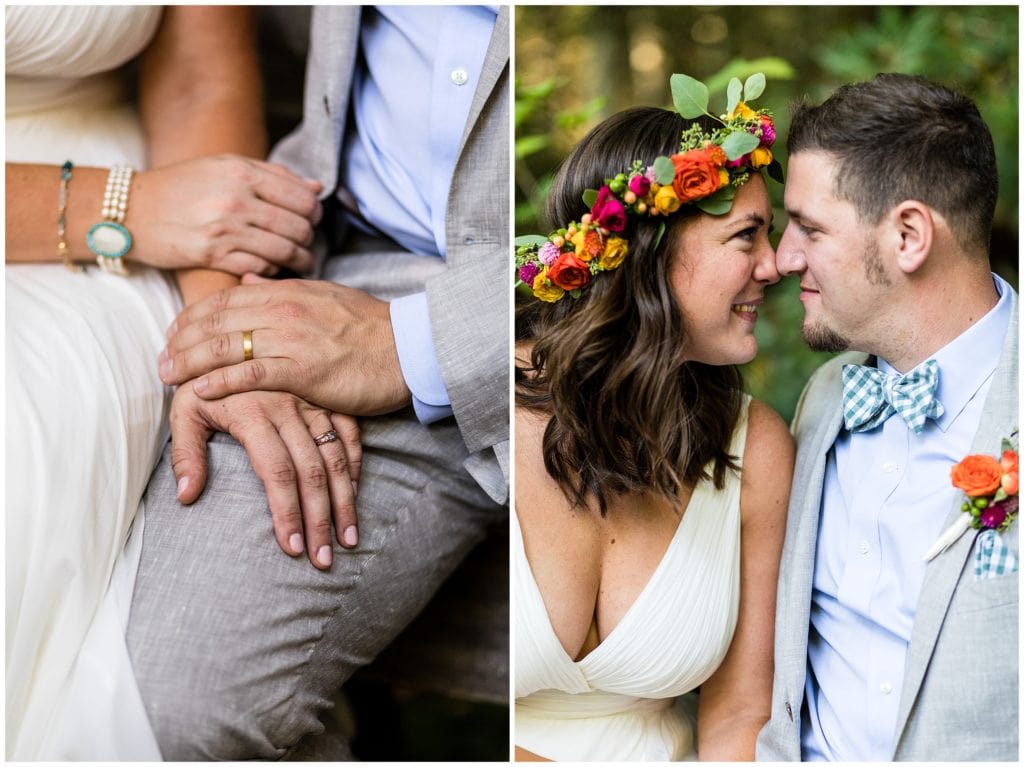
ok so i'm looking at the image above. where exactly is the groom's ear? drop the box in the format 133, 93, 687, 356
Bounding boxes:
889, 200, 934, 274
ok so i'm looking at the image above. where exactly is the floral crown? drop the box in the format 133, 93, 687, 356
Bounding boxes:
515, 73, 783, 303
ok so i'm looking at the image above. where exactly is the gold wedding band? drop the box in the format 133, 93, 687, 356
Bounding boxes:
242, 330, 254, 361
313, 430, 339, 446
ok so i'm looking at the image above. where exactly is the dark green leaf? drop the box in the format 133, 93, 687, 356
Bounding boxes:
766, 159, 785, 184
582, 189, 598, 208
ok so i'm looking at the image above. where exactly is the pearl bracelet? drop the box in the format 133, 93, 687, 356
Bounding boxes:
86, 164, 134, 275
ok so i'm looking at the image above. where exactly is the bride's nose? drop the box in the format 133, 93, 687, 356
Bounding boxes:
753, 238, 780, 285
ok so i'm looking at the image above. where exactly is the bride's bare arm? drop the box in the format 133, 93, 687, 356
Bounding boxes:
696, 400, 793, 760
5, 9, 321, 292
140, 6, 267, 306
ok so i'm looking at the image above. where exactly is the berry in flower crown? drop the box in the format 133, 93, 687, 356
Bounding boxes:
515, 72, 783, 303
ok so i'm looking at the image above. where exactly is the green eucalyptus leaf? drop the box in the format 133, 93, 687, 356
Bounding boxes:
514, 234, 549, 248
670, 73, 709, 119
766, 159, 785, 184
582, 189, 599, 208
744, 72, 766, 101
696, 196, 735, 216
721, 131, 760, 160
727, 77, 742, 116
653, 156, 676, 185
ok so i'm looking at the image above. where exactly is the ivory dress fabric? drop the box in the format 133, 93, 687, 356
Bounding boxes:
6, 6, 175, 759
515, 397, 749, 760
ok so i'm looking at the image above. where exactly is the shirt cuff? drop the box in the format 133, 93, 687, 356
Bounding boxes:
390, 292, 453, 424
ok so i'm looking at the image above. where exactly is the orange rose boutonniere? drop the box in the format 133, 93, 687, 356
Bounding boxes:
925, 434, 1019, 562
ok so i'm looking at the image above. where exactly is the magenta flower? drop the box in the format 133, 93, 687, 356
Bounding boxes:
590, 186, 627, 232
980, 503, 1008, 530
518, 262, 540, 286
538, 241, 560, 266
628, 174, 651, 197
755, 115, 776, 147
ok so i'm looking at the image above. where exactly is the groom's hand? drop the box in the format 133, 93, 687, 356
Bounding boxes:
159, 275, 414, 416
168, 384, 362, 569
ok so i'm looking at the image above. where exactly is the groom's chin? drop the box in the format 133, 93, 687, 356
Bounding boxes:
802, 322, 850, 353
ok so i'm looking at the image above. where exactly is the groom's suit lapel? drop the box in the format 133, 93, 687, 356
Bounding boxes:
892, 290, 1019, 754
780, 355, 856, 712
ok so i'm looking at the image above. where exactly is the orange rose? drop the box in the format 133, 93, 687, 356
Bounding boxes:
951, 454, 1003, 497
671, 148, 722, 203
547, 251, 591, 291
1001, 450, 1019, 495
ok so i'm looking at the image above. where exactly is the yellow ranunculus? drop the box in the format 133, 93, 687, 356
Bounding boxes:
654, 185, 681, 214
718, 169, 731, 187
532, 270, 565, 302
729, 102, 757, 121
598, 236, 629, 270
750, 147, 773, 168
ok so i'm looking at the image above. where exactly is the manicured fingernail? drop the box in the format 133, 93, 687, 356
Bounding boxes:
193, 377, 208, 394
158, 348, 168, 364
289, 533, 304, 555
159, 358, 173, 379
166, 320, 177, 338
343, 526, 358, 547
176, 476, 189, 499
317, 545, 333, 567
351, 481, 358, 496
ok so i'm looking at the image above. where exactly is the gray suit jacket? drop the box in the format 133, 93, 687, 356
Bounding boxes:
271, 6, 510, 504
757, 287, 1019, 761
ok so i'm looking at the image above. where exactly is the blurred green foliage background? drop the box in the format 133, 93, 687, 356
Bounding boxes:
516, 5, 1018, 422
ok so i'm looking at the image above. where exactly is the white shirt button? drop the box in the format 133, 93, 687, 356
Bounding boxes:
880, 681, 893, 695
450, 68, 469, 86
858, 540, 870, 556
882, 461, 898, 473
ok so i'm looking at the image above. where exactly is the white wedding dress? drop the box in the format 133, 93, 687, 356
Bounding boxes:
515, 397, 749, 761
6, 7, 178, 759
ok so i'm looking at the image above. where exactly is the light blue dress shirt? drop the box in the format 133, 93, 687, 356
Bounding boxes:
801, 274, 1013, 761
340, 5, 498, 423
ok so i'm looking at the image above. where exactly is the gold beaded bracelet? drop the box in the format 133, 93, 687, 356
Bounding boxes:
56, 160, 84, 273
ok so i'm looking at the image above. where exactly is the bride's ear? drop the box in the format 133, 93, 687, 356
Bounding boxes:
890, 200, 934, 274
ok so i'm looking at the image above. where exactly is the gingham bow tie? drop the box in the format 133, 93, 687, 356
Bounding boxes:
841, 359, 944, 434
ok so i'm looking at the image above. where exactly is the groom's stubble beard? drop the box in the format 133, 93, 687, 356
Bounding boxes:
801, 235, 889, 353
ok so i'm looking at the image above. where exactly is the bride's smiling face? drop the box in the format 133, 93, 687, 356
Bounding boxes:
667, 174, 779, 366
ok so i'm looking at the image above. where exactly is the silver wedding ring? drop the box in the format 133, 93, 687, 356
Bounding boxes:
313, 430, 339, 446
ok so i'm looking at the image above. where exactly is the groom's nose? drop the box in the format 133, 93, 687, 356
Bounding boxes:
774, 223, 805, 276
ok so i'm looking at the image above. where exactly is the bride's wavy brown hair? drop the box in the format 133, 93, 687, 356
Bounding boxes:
516, 107, 744, 516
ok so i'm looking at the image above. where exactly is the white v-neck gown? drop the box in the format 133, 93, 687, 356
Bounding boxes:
515, 397, 749, 761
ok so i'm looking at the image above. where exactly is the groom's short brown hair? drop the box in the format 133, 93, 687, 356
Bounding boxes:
788, 73, 998, 254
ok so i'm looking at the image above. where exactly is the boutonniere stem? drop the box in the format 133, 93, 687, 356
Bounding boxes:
923, 513, 972, 562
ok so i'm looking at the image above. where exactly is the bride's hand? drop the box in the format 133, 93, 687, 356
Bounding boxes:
168, 383, 362, 570
128, 155, 323, 276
